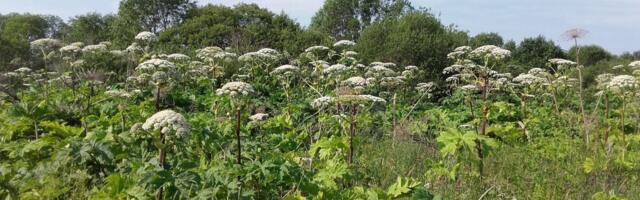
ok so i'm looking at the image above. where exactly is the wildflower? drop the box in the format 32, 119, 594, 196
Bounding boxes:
324, 64, 349, 75
380, 76, 405, 88
142, 109, 190, 139
342, 76, 368, 87
612, 65, 625, 70
405, 66, 419, 71
311, 96, 334, 109
257, 48, 280, 57
447, 46, 471, 59
135, 31, 158, 43
216, 81, 255, 97
548, 58, 577, 70
470, 45, 511, 61
110, 50, 124, 57
136, 59, 176, 71
460, 84, 478, 92
305, 46, 330, 53
15, 67, 32, 74
125, 42, 143, 53
416, 82, 436, 94
333, 40, 356, 49
513, 73, 546, 86
365, 65, 395, 77
344, 51, 359, 57
629, 61, 640, 69
31, 38, 62, 50
60, 44, 82, 54
82, 44, 108, 54
271, 65, 300, 76
249, 113, 269, 122
608, 75, 638, 93
167, 53, 190, 62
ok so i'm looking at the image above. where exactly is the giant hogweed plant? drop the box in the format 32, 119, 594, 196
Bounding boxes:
442, 45, 511, 177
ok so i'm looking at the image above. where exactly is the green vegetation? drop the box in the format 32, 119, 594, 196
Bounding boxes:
1, 0, 639, 199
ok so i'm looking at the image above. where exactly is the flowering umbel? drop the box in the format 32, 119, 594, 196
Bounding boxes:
142, 109, 190, 140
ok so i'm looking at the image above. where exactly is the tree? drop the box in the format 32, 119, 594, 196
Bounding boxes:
470, 32, 503, 48
357, 10, 468, 78
512, 36, 566, 68
0, 14, 49, 68
310, 0, 412, 40
112, 0, 196, 46
568, 45, 612, 66
159, 4, 329, 54
68, 13, 116, 44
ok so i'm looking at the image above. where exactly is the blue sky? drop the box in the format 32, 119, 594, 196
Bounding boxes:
1, 0, 638, 54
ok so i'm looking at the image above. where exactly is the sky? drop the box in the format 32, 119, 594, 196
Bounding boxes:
0, 0, 638, 54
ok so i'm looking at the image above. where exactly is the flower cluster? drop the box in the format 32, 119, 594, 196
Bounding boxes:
333, 40, 356, 49
342, 76, 368, 87
249, 113, 269, 122
135, 31, 158, 43
548, 58, 577, 70
31, 38, 62, 50
447, 46, 471, 59
513, 73, 546, 86
125, 42, 143, 54
470, 45, 511, 61
608, 75, 638, 93
365, 65, 396, 77
324, 64, 349, 75
136, 59, 176, 71
311, 96, 334, 109
415, 82, 436, 95
216, 81, 255, 97
142, 109, 190, 139
167, 53, 190, 62
305, 46, 330, 53
271, 65, 300, 76
82, 44, 108, 54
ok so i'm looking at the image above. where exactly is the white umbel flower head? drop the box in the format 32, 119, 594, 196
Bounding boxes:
628, 61, 640, 69
142, 109, 190, 139
305, 46, 330, 53
612, 65, 625, 70
311, 96, 334, 109
608, 75, 638, 93
196, 47, 224, 61
324, 64, 348, 75
342, 76, 368, 87
460, 84, 478, 92
136, 58, 176, 71
125, 42, 143, 53
416, 82, 437, 94
365, 65, 395, 77
31, 38, 62, 50
135, 31, 158, 43
447, 46, 471, 59
333, 40, 356, 49
548, 58, 577, 70
513, 73, 546, 86
216, 81, 255, 97
60, 44, 82, 54
470, 45, 511, 61
249, 113, 269, 122
15, 67, 32, 74
82, 44, 108, 54
271, 65, 300, 76
167, 53, 190, 62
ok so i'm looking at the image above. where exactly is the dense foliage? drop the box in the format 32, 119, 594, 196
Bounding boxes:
1, 0, 640, 199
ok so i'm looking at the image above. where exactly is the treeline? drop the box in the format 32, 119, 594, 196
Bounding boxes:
1, 0, 639, 80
